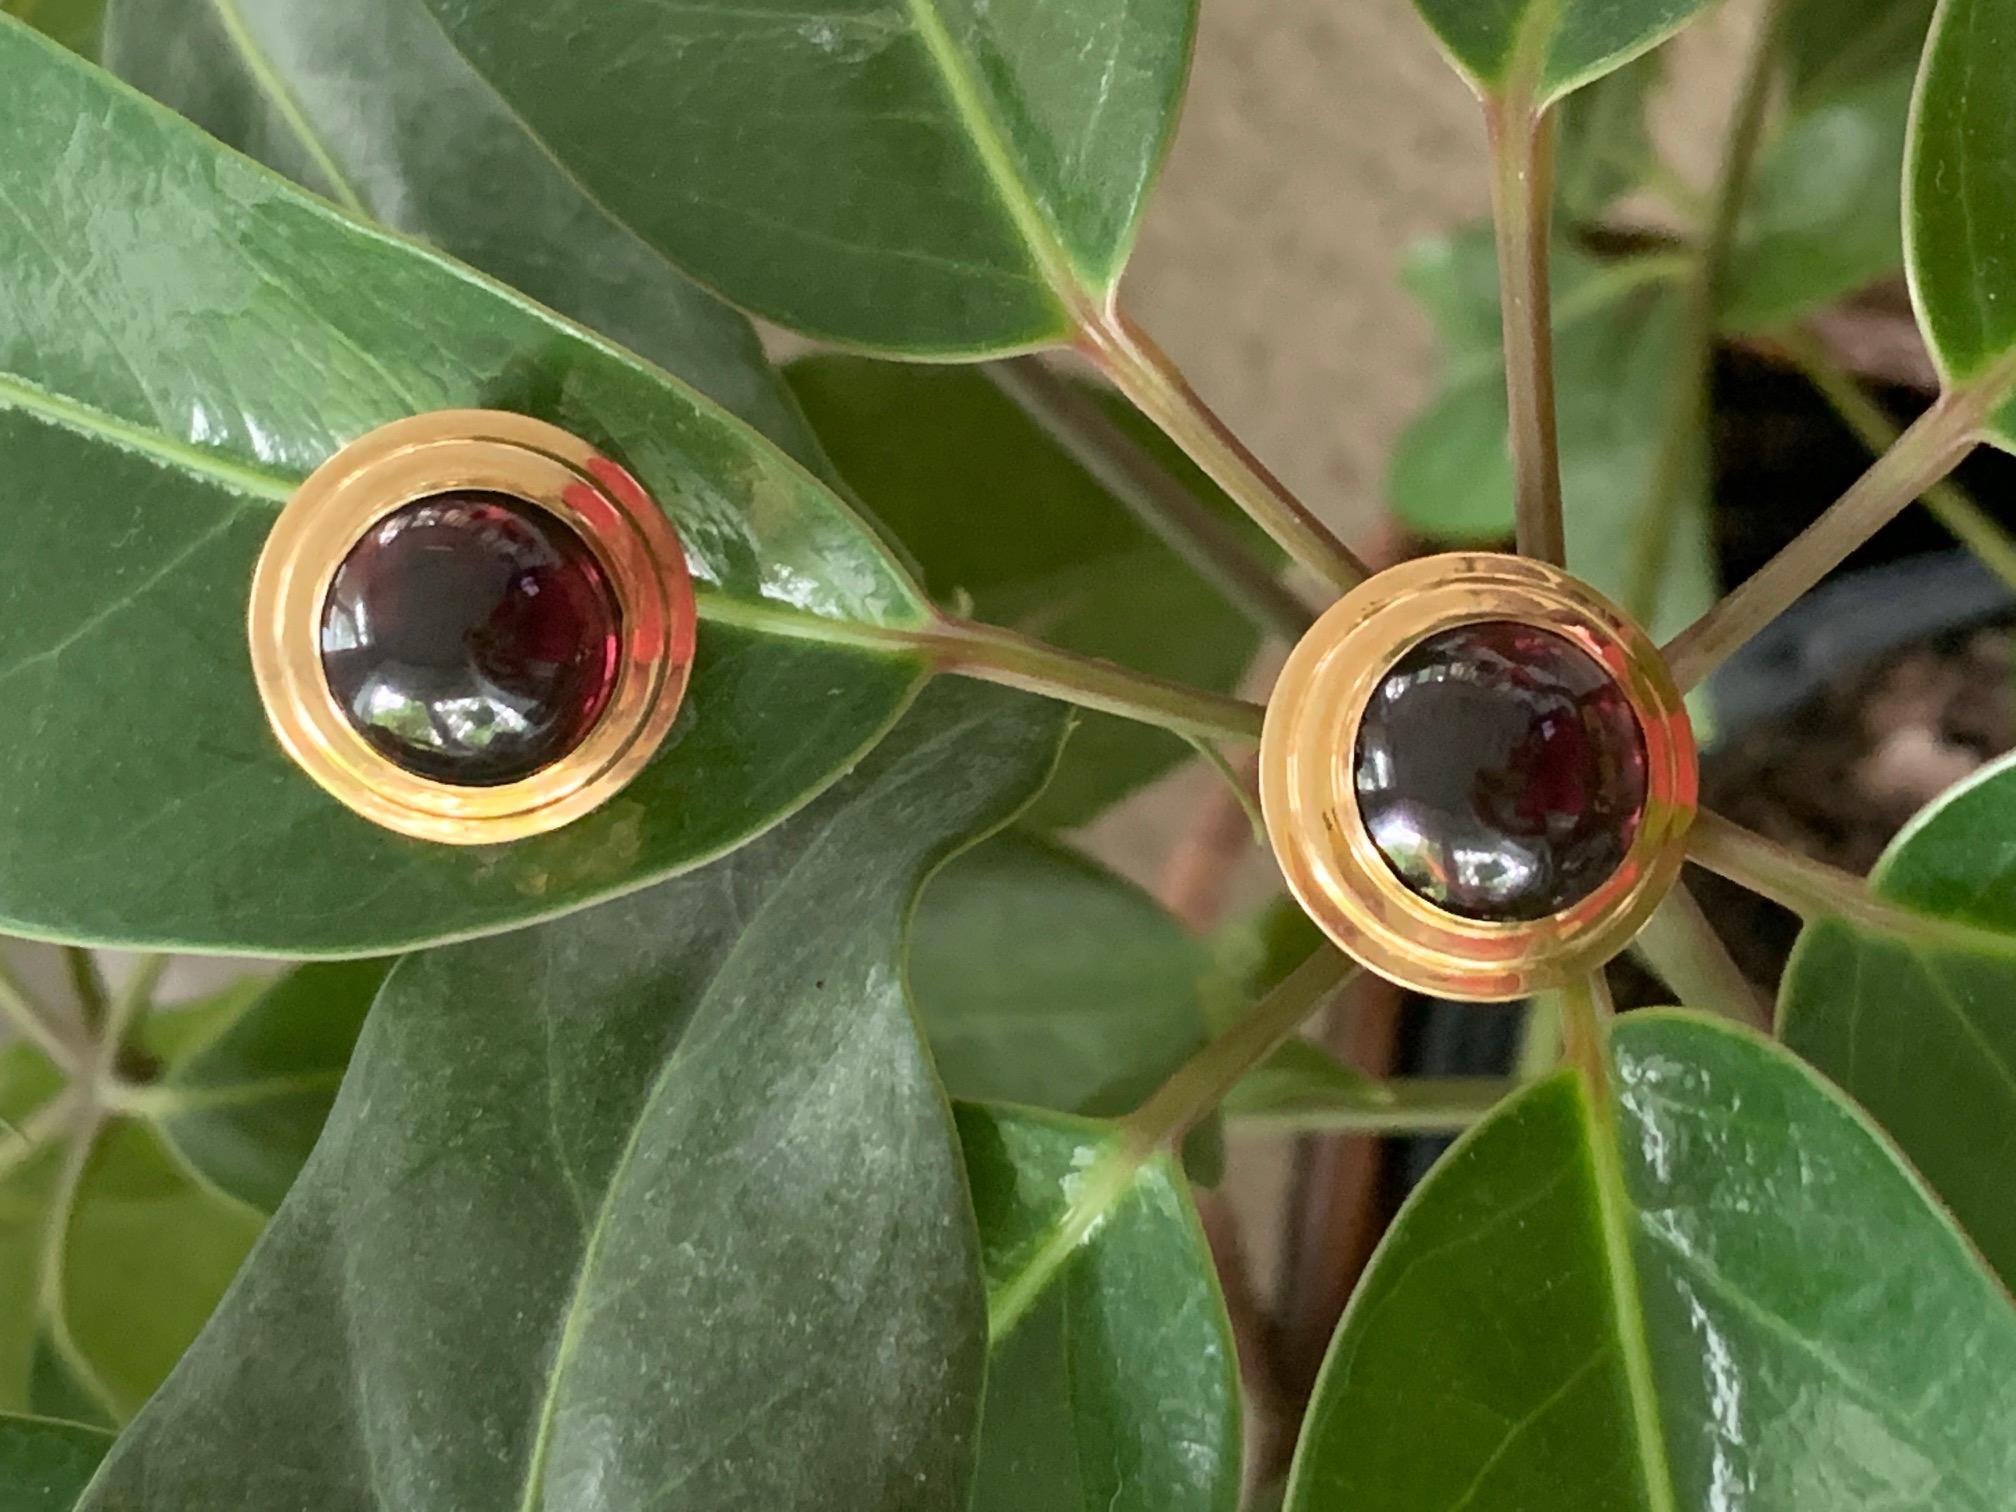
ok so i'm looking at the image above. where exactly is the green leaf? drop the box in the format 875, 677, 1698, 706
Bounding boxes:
100, 0, 825, 470
0, 1414, 111, 1512
1907, 0, 2016, 439
0, 0, 98, 52
1780, 752, 2016, 1287
1785, 0, 1933, 107
788, 355, 1262, 825
396, 0, 1193, 354
80, 682, 1065, 1511
1389, 234, 1713, 639
0, 17, 932, 956
1724, 70, 1913, 333
1286, 1011, 2016, 1510
961, 1103, 1239, 1512
149, 960, 388, 1212
1555, 50, 1662, 223
1, 960, 378, 1421
1413, 0, 1712, 104
55, 1120, 264, 1420
913, 831, 1211, 1115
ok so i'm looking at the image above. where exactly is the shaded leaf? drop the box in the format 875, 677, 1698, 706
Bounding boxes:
54, 1120, 263, 1420
1906, 0, 2016, 442
101, 0, 823, 468
1785, 0, 1933, 106
1390, 233, 1713, 638
1414, 0, 1712, 104
962, 1103, 1239, 1512
1287, 1011, 2016, 1510
913, 831, 1210, 1115
1780, 750, 2016, 1286
789, 355, 1263, 824
1556, 51, 1662, 223
0, 0, 97, 52
0, 18, 931, 955
151, 960, 387, 1212
399, 0, 1193, 353
0, 1414, 111, 1512
1, 961, 377, 1421
81, 682, 1064, 1512
1724, 70, 1913, 333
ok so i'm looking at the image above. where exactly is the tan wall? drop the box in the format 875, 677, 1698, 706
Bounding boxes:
1125, 0, 1761, 544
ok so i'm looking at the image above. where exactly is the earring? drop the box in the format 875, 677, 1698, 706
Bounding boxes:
248, 410, 696, 845
1259, 553, 1697, 1000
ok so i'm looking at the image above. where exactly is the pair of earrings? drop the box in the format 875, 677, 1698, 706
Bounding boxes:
250, 412, 1697, 999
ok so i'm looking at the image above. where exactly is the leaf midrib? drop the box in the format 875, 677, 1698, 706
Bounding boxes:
1577, 1051, 1679, 1512
203, 0, 369, 216
0, 374, 935, 650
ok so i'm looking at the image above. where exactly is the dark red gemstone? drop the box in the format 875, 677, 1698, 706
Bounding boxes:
319, 492, 621, 787
1353, 621, 1648, 921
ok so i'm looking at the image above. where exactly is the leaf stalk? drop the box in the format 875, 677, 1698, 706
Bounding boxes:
1663, 381, 1990, 688
1486, 93, 1568, 564
987, 357, 1320, 639
1079, 307, 1371, 594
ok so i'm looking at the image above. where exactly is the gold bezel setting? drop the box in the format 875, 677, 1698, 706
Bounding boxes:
249, 410, 696, 846
1259, 553, 1698, 1000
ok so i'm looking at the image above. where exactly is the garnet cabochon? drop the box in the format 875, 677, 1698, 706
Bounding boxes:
319, 491, 624, 787
1353, 621, 1650, 922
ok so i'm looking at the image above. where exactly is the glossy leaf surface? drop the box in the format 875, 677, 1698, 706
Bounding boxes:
0, 1415, 110, 1511
1781, 751, 2016, 1286
404, 0, 1193, 352
0, 962, 377, 1422
1413, 0, 1712, 103
101, 0, 822, 467
1287, 1012, 2016, 1510
962, 1104, 1239, 1512
789, 355, 1263, 824
1724, 71, 1912, 333
1390, 233, 1714, 639
81, 683, 1063, 1511
1907, 0, 2016, 442
0, 18, 930, 955
914, 831, 1210, 1114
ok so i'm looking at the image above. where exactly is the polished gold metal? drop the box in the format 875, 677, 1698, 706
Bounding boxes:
1259, 553, 1698, 1000
249, 410, 696, 845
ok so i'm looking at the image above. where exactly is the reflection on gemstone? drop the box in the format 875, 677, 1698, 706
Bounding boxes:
320, 492, 621, 786
1353, 621, 1648, 921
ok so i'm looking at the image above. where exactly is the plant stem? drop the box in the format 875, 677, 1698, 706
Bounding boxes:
1486, 95, 1567, 564
62, 948, 108, 1036
693, 591, 1269, 745
1078, 307, 1371, 594
1225, 1077, 1512, 1135
1685, 808, 2010, 954
987, 357, 1319, 639
1558, 970, 1613, 1088
1627, 0, 1788, 625
0, 951, 81, 1074
1631, 885, 1770, 1029
1662, 386, 1989, 688
1777, 327, 2016, 591
928, 617, 1266, 743
0, 1095, 75, 1185
1517, 993, 1562, 1079
1124, 947, 1359, 1150
109, 953, 169, 1042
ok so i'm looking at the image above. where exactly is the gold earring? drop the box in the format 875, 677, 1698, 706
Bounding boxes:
248, 410, 696, 846
1259, 553, 1697, 1000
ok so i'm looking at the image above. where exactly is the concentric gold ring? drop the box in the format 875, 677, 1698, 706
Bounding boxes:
248, 410, 696, 845
1259, 553, 1697, 1000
